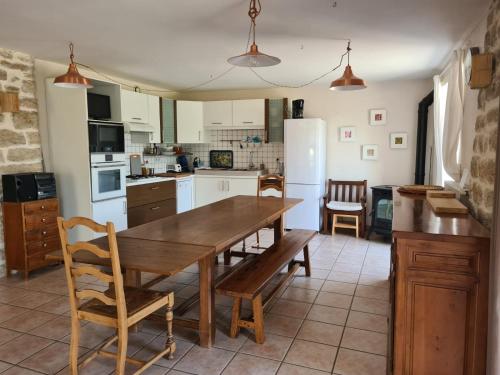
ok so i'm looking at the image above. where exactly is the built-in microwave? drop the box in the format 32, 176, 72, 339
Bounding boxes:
88, 121, 125, 153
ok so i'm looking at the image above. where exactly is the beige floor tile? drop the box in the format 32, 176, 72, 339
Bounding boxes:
214, 328, 248, 352
357, 274, 388, 289
0, 328, 22, 346
350, 297, 388, 316
0, 304, 30, 324
2, 366, 43, 375
62, 322, 115, 349
269, 299, 311, 319
0, 286, 30, 304
0, 310, 58, 333
333, 348, 386, 375
346, 311, 388, 334
8, 291, 60, 309
134, 337, 193, 368
0, 334, 53, 364
277, 363, 329, 375
354, 285, 388, 301
264, 313, 303, 337
222, 353, 280, 375
321, 281, 356, 296
307, 305, 348, 326
291, 277, 324, 291
174, 346, 235, 374
284, 339, 337, 372
340, 328, 387, 356
327, 271, 359, 284
0, 361, 11, 373
240, 333, 293, 361
296, 268, 329, 280
281, 287, 319, 303
315, 292, 352, 309
35, 296, 71, 315
296, 320, 343, 346
30, 315, 72, 340
332, 263, 362, 274
20, 342, 86, 374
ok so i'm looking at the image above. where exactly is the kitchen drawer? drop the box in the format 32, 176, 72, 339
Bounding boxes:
25, 214, 58, 229
27, 251, 59, 271
127, 181, 176, 208
127, 198, 176, 228
26, 236, 60, 255
406, 240, 479, 276
23, 199, 59, 215
25, 226, 59, 241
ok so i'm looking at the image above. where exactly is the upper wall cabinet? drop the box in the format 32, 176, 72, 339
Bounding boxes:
147, 94, 161, 143
266, 98, 287, 143
233, 99, 265, 129
203, 101, 233, 128
161, 98, 176, 144
121, 90, 149, 124
176, 101, 205, 144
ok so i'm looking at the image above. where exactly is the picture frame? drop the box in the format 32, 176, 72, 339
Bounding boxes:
339, 126, 356, 142
369, 108, 387, 125
390, 132, 408, 149
362, 144, 379, 160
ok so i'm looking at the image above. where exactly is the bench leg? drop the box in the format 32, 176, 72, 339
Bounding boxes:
252, 295, 265, 344
230, 297, 242, 338
303, 245, 311, 277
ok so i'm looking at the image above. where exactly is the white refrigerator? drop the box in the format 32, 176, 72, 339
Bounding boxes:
284, 118, 326, 231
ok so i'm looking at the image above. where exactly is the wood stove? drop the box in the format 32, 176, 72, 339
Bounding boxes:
367, 185, 395, 240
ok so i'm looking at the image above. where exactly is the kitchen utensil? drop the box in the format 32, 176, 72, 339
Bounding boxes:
130, 154, 142, 176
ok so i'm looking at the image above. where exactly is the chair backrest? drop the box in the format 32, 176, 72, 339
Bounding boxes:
257, 174, 285, 198
327, 180, 367, 203
57, 216, 126, 320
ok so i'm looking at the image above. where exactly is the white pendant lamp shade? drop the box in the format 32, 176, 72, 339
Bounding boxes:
227, 43, 281, 67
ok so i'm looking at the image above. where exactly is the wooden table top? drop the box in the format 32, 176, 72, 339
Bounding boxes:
47, 237, 214, 276
392, 188, 490, 240
117, 195, 302, 252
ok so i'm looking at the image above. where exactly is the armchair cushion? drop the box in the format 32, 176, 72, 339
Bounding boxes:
327, 200, 363, 211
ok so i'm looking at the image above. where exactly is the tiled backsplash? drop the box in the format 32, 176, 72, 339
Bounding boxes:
124, 129, 284, 174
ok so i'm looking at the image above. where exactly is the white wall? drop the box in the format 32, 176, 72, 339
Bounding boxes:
180, 79, 433, 208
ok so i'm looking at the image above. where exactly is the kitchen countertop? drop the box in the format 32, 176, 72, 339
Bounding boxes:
194, 168, 268, 177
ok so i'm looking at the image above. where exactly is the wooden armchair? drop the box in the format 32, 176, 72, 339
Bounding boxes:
322, 180, 367, 237
57, 216, 175, 375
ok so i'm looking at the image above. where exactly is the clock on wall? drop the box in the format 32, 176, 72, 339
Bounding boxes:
464, 47, 494, 89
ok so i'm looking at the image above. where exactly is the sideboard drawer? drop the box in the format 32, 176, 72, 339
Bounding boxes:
25, 227, 59, 241
25, 213, 58, 229
26, 236, 60, 255
23, 199, 59, 215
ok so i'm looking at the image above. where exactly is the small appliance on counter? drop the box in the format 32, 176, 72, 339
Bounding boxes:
129, 154, 142, 176
2, 172, 57, 202
209, 150, 233, 169
176, 155, 190, 172
292, 99, 304, 119
167, 164, 183, 173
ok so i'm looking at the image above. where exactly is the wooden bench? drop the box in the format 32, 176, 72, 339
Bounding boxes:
216, 229, 316, 343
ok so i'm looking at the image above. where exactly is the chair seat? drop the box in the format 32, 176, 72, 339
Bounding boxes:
79, 286, 170, 319
327, 201, 363, 211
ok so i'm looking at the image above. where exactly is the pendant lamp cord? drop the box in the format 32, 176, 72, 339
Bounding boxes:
69, 43, 75, 65
248, 0, 261, 46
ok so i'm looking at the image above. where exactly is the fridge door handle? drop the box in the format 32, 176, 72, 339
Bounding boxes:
123, 200, 127, 214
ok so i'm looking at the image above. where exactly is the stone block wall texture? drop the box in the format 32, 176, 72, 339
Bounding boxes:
0, 48, 43, 268
470, 0, 500, 228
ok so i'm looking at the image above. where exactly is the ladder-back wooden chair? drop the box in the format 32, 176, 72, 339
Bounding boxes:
57, 216, 175, 375
323, 180, 367, 237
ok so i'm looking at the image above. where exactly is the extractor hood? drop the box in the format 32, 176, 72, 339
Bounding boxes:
124, 123, 155, 133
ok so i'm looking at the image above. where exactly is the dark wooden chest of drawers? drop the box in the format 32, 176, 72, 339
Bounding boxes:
2, 198, 61, 278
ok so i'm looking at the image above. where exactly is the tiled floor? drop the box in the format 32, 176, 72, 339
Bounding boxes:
0, 231, 390, 375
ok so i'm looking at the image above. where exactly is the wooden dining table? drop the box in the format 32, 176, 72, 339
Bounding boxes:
48, 195, 301, 347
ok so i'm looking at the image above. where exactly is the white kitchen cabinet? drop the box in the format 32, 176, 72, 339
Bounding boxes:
147, 94, 161, 143
176, 177, 194, 213
194, 175, 257, 208
177, 101, 205, 143
121, 90, 149, 124
203, 101, 233, 128
233, 99, 265, 129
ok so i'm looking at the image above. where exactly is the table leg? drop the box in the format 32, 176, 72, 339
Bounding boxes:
274, 215, 283, 242
124, 269, 141, 332
198, 254, 215, 347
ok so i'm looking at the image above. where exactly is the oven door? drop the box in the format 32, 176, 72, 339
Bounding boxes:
90, 162, 127, 202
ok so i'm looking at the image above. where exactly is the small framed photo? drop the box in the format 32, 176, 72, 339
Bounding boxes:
362, 144, 379, 160
339, 127, 356, 142
390, 132, 408, 149
369, 109, 387, 125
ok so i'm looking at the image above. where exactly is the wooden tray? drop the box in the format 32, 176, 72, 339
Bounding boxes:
426, 190, 456, 198
398, 184, 444, 195
426, 197, 468, 214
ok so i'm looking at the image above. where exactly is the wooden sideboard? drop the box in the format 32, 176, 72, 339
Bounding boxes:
390, 189, 490, 375
2, 198, 61, 278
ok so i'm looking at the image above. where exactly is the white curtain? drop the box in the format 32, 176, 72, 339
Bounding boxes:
441, 50, 465, 182
432, 75, 444, 186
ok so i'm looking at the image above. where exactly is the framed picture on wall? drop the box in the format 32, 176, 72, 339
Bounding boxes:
362, 144, 379, 160
339, 126, 356, 142
390, 132, 408, 149
369, 109, 387, 125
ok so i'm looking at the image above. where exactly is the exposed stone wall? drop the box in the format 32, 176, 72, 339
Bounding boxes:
470, 0, 500, 228
0, 48, 43, 269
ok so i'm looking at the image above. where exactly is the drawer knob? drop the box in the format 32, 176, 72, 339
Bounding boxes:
41, 218, 47, 223
42, 231, 47, 236
41, 205, 45, 210
42, 242, 47, 248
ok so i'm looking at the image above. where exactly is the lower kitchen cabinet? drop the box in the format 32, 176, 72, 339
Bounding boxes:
194, 175, 257, 208
127, 180, 176, 227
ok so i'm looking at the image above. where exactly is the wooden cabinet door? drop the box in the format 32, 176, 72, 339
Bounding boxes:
177, 101, 204, 143
233, 99, 265, 129
203, 101, 233, 128
147, 94, 161, 143
194, 176, 226, 207
121, 90, 149, 124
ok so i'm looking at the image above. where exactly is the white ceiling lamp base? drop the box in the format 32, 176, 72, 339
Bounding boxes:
228, 0, 280, 68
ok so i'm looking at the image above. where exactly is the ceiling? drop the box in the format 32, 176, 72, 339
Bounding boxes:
0, 0, 489, 91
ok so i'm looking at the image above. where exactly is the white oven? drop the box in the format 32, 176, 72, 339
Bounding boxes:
90, 154, 127, 202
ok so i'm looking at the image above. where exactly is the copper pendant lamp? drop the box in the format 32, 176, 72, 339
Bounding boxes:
228, 0, 281, 67
54, 43, 93, 89
330, 42, 366, 91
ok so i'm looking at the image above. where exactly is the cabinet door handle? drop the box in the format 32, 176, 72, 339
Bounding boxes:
198, 131, 201, 141
243, 121, 254, 124
211, 122, 222, 125
123, 201, 127, 214
225, 181, 229, 191
151, 206, 161, 211
132, 117, 142, 120
151, 186, 160, 190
